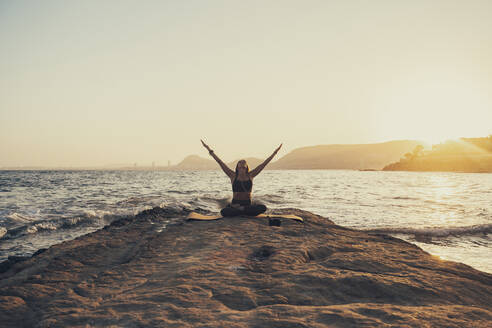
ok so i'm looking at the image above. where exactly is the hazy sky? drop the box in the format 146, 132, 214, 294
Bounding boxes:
1, 0, 491, 167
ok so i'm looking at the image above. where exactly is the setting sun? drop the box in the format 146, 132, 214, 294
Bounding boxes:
420, 135, 461, 148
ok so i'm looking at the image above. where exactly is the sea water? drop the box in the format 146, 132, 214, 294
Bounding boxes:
0, 170, 491, 273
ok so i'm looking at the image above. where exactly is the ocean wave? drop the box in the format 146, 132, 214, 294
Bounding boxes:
115, 195, 163, 206
364, 224, 492, 238
82, 209, 119, 219
0, 205, 190, 263
1, 212, 45, 230
5, 212, 37, 224
0, 211, 123, 240
195, 196, 230, 209
167, 190, 192, 194
26, 222, 58, 234
254, 194, 285, 204
392, 196, 419, 200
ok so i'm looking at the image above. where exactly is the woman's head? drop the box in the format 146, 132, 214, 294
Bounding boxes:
235, 160, 250, 176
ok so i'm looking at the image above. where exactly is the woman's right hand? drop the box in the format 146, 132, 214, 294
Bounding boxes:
201, 139, 212, 152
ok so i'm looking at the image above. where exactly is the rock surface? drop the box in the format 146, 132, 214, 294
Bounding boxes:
0, 207, 491, 327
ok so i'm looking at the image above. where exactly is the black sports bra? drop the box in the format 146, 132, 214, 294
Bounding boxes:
232, 178, 252, 192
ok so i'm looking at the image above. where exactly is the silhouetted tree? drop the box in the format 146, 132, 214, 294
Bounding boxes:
412, 145, 424, 157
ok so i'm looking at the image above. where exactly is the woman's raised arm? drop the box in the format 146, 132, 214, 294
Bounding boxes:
201, 139, 235, 179
249, 143, 282, 178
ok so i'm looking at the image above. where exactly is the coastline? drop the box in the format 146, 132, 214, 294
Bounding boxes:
1, 207, 491, 327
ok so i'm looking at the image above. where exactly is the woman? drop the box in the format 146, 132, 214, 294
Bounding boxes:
201, 140, 282, 217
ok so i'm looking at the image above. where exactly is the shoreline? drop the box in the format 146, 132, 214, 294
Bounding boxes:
3, 168, 492, 174
1, 207, 491, 327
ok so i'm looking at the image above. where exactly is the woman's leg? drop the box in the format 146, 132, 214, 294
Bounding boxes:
220, 206, 243, 217
244, 204, 267, 216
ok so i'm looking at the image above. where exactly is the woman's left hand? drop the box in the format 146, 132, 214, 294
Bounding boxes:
274, 143, 283, 154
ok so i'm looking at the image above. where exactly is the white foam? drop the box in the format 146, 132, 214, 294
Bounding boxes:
6, 212, 34, 223
0, 227, 6, 239
365, 223, 492, 238
82, 209, 114, 218
34, 222, 58, 231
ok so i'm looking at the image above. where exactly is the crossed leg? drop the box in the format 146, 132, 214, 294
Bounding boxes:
220, 204, 267, 217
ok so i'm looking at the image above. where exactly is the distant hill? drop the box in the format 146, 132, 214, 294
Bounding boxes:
383, 136, 492, 173
173, 155, 217, 170
171, 141, 421, 171
269, 140, 422, 170
170, 141, 423, 171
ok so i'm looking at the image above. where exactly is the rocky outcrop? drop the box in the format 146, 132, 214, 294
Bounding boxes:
383, 137, 492, 173
0, 207, 491, 327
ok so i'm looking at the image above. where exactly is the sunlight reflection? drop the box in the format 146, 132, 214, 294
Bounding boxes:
427, 175, 461, 225
429, 175, 455, 198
